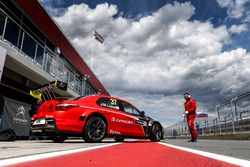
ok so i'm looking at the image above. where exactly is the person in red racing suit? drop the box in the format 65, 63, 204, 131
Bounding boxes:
183, 92, 197, 142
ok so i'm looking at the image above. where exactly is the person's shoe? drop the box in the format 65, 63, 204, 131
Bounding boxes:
188, 139, 197, 142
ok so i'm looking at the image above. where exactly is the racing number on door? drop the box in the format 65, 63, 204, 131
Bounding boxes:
110, 99, 117, 106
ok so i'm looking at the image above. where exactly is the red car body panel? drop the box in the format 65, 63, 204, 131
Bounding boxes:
32, 95, 162, 139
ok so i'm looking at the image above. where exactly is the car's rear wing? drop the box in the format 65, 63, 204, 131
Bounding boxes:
30, 80, 67, 101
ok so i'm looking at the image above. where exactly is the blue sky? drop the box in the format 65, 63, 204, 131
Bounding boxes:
40, 0, 250, 51
39, 0, 250, 126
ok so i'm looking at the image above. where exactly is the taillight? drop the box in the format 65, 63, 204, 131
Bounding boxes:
56, 104, 79, 111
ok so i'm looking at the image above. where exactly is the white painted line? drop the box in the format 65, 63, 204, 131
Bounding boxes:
159, 142, 250, 167
0, 143, 120, 167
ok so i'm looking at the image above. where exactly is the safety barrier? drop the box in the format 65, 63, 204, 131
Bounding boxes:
165, 92, 250, 137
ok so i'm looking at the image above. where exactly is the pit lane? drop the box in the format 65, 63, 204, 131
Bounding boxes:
0, 139, 250, 167
0, 139, 116, 160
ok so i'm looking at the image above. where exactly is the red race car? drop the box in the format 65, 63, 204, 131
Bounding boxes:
31, 95, 164, 143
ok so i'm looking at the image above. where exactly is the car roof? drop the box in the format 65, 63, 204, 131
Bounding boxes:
79, 94, 130, 104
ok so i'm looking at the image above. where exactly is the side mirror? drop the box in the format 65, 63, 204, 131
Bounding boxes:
141, 111, 145, 117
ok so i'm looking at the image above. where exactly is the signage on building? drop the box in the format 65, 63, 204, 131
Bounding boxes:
0, 46, 7, 82
30, 80, 68, 100
0, 96, 31, 138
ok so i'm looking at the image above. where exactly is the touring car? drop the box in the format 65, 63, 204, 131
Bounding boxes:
31, 95, 163, 143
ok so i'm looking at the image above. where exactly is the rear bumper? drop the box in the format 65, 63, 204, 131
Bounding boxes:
31, 118, 56, 134
31, 118, 82, 136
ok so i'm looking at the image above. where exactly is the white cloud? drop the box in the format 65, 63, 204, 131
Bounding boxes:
217, 0, 250, 19
51, 2, 250, 126
229, 24, 248, 34
217, 0, 233, 7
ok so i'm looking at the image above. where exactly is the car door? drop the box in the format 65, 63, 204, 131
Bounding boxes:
120, 101, 147, 137
96, 97, 130, 136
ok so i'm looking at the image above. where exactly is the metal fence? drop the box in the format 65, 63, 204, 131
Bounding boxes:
165, 92, 250, 137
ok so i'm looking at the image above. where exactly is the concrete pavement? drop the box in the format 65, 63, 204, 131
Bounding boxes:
162, 139, 250, 161
0, 139, 114, 160
0, 138, 249, 162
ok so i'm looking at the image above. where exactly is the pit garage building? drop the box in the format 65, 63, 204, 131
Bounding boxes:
0, 0, 109, 102
0, 0, 109, 139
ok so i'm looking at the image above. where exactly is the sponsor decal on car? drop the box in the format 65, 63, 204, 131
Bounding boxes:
111, 117, 133, 124
45, 115, 54, 118
135, 120, 148, 126
110, 130, 121, 135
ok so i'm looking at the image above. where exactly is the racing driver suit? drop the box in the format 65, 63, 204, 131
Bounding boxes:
184, 98, 197, 141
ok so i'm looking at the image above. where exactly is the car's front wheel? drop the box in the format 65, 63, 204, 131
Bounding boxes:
51, 136, 67, 143
83, 116, 107, 143
114, 136, 125, 142
150, 123, 162, 142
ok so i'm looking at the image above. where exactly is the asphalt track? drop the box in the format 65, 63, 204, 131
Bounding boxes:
0, 139, 250, 167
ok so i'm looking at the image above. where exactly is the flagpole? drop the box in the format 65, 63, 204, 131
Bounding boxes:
91, 29, 94, 70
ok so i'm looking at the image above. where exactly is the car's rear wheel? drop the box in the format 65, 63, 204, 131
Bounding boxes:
150, 123, 162, 142
83, 116, 106, 143
114, 136, 125, 142
51, 136, 67, 143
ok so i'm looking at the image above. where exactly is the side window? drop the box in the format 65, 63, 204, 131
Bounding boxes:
122, 102, 134, 115
121, 101, 141, 116
132, 108, 141, 116
97, 98, 119, 110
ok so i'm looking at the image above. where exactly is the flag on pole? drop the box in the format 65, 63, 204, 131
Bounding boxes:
93, 30, 104, 44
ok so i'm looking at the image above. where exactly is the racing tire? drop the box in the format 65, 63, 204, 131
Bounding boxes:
83, 116, 107, 143
150, 123, 162, 142
114, 136, 125, 142
51, 136, 67, 143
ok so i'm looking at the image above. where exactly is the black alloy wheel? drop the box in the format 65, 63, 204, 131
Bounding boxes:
114, 136, 125, 142
83, 116, 106, 143
150, 123, 162, 142
51, 136, 68, 143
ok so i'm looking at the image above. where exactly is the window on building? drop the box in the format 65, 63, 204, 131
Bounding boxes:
85, 81, 96, 95
22, 33, 36, 59
43, 52, 53, 73
4, 18, 20, 46
57, 63, 67, 82
22, 16, 45, 47
63, 57, 76, 75
0, 11, 5, 36
35, 44, 44, 66
45, 39, 55, 53
0, 1, 22, 24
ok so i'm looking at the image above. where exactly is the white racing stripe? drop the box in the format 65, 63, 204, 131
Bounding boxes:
159, 142, 250, 167
0, 143, 120, 167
